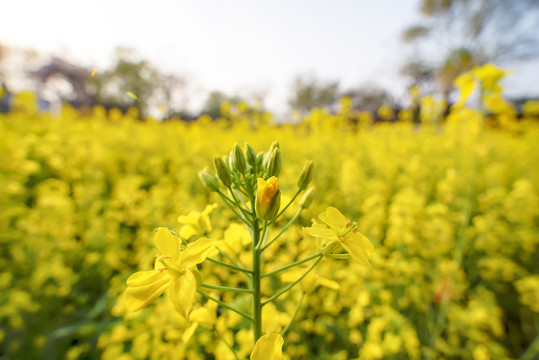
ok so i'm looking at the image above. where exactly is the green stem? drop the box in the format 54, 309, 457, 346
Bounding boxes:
262, 256, 322, 306
215, 246, 245, 272
215, 330, 239, 360
217, 190, 251, 225
261, 252, 322, 278
255, 220, 268, 250
262, 208, 303, 251
202, 283, 254, 294
281, 292, 305, 337
228, 187, 251, 217
206, 257, 252, 274
270, 188, 301, 224
197, 290, 253, 321
235, 187, 251, 211
251, 218, 263, 344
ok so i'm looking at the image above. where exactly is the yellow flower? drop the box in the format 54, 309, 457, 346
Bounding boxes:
453, 72, 476, 108
473, 63, 506, 93
250, 333, 284, 360
255, 177, 281, 221
303, 207, 374, 268
124, 228, 216, 318
182, 298, 219, 343
178, 204, 217, 239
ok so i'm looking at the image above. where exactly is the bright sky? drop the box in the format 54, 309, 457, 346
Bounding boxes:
1, 0, 537, 114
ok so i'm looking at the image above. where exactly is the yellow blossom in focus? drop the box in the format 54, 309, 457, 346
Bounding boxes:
250, 333, 283, 360
123, 228, 216, 318
177, 204, 217, 239
304, 207, 374, 268
255, 177, 281, 220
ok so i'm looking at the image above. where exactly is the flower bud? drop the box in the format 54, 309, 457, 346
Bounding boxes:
228, 151, 234, 171
198, 168, 219, 191
255, 176, 281, 221
245, 143, 257, 167
232, 143, 247, 173
297, 160, 313, 190
263, 141, 279, 168
213, 155, 232, 187
300, 186, 316, 208
257, 152, 264, 168
265, 148, 282, 178
269, 140, 280, 152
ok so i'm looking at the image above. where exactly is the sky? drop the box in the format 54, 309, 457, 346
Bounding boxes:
1, 0, 537, 115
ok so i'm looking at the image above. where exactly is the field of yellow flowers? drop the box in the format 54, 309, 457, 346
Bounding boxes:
1, 67, 539, 359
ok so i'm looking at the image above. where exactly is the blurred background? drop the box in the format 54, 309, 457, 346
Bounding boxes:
2, 1, 539, 360
1, 0, 538, 120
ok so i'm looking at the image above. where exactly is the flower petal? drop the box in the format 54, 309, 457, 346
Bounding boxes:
318, 207, 347, 231
349, 232, 375, 257
181, 322, 199, 343
154, 227, 180, 261
340, 235, 372, 269
179, 225, 198, 240
124, 270, 172, 311
303, 225, 339, 240
190, 307, 214, 329
179, 237, 216, 268
177, 212, 200, 226
168, 270, 197, 318
250, 333, 284, 360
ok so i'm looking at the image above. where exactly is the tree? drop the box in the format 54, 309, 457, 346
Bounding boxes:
401, 0, 539, 100
287, 75, 339, 114
202, 91, 242, 119
92, 48, 160, 116
341, 85, 395, 113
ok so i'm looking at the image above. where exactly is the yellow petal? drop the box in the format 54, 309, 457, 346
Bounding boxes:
348, 232, 375, 258
315, 276, 340, 290
318, 207, 347, 230
124, 270, 172, 311
303, 225, 339, 240
178, 212, 201, 226
154, 227, 180, 261
202, 203, 218, 216
453, 72, 476, 108
250, 333, 284, 360
168, 270, 197, 318
179, 237, 216, 268
340, 236, 372, 269
181, 322, 199, 343
179, 224, 198, 239
190, 307, 214, 329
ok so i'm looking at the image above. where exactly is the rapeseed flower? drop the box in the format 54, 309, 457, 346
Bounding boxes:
124, 228, 216, 318
304, 207, 374, 268
250, 333, 284, 360
178, 204, 217, 239
255, 176, 281, 220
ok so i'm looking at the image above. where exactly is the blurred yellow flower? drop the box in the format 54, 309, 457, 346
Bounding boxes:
124, 228, 216, 318
178, 204, 217, 239
473, 63, 506, 93
453, 72, 476, 108
304, 207, 374, 268
250, 333, 283, 360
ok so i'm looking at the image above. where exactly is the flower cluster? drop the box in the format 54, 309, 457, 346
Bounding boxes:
1, 65, 538, 359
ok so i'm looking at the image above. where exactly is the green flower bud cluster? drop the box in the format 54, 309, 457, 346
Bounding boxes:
198, 141, 284, 192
